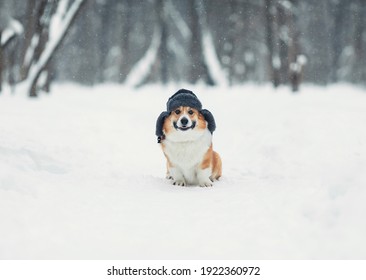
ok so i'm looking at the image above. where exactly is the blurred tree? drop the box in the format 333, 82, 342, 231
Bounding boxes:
1, 0, 366, 94
0, 1, 23, 93
265, 0, 280, 88
18, 0, 37, 81
351, 0, 366, 83
0, 0, 10, 92
0, 31, 3, 92
119, 0, 133, 83
188, 0, 214, 85
264, 0, 304, 91
156, 0, 170, 84
330, 0, 348, 82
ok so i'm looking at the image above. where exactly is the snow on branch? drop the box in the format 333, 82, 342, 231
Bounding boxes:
49, 0, 70, 41
1, 19, 23, 47
125, 27, 162, 87
166, 0, 191, 40
278, 0, 293, 11
24, 35, 40, 68
202, 31, 229, 87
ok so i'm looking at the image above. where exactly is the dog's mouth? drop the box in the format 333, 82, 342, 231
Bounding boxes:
174, 121, 196, 131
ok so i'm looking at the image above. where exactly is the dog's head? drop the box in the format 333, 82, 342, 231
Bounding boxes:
156, 89, 216, 142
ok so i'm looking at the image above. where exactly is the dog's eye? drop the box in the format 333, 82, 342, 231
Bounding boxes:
188, 110, 194, 115
175, 109, 181, 115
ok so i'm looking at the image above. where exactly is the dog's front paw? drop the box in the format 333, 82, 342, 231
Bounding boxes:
173, 179, 186, 187
199, 180, 213, 187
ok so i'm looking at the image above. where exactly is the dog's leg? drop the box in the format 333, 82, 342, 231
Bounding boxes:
197, 168, 213, 187
211, 151, 222, 180
169, 167, 186, 186
166, 161, 173, 180
198, 145, 214, 187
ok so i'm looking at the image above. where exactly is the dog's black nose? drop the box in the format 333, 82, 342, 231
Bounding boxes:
180, 117, 188, 126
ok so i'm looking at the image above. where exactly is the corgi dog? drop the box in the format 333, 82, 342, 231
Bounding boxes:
156, 89, 222, 187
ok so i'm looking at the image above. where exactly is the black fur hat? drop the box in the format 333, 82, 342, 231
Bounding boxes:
166, 89, 202, 112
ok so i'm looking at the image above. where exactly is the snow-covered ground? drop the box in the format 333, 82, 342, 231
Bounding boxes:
0, 83, 365, 259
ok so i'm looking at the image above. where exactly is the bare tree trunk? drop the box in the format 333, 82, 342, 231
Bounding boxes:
331, 0, 348, 82
287, 0, 302, 92
277, 3, 289, 85
32, 0, 48, 63
359, 0, 366, 82
0, 32, 2, 92
1, 27, 20, 92
352, 0, 366, 83
264, 0, 280, 88
41, 60, 53, 93
118, 0, 132, 83
19, 0, 37, 81
265, 0, 303, 91
7, 39, 17, 92
224, 0, 238, 85
156, 0, 169, 84
188, 0, 201, 84
20, 0, 51, 83
188, 0, 214, 85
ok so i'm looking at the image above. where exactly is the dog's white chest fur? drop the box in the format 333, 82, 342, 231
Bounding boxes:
164, 129, 211, 184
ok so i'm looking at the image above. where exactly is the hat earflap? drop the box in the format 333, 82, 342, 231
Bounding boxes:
200, 109, 216, 134
156, 111, 170, 137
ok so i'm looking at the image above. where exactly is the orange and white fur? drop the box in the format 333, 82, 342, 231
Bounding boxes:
160, 106, 221, 187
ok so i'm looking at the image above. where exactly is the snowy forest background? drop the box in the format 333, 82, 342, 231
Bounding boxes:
1, 0, 366, 97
